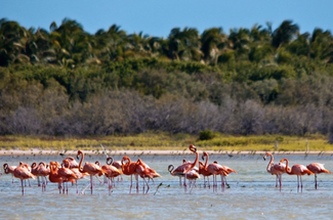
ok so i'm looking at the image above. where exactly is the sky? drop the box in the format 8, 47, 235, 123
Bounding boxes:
1, 0, 333, 38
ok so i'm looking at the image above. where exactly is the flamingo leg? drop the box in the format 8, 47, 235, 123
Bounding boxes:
178, 176, 182, 186
134, 175, 139, 193
42, 179, 46, 192
212, 175, 217, 192
142, 177, 150, 194
57, 183, 61, 194
275, 175, 278, 187
315, 174, 318, 189
20, 179, 24, 195
90, 175, 93, 195
129, 175, 133, 193
108, 178, 112, 195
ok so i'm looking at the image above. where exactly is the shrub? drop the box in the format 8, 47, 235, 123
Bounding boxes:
198, 129, 216, 141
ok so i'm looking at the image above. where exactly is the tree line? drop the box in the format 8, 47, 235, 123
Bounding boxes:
1, 18, 333, 140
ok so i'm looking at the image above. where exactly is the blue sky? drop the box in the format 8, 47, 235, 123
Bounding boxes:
2, 0, 333, 37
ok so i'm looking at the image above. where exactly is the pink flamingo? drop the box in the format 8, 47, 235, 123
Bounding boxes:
168, 144, 198, 190
199, 153, 212, 188
306, 163, 331, 189
263, 152, 289, 189
99, 157, 123, 195
3, 163, 17, 183
203, 152, 236, 190
280, 158, 313, 192
135, 158, 161, 194
77, 150, 104, 194
36, 162, 50, 192
13, 163, 35, 195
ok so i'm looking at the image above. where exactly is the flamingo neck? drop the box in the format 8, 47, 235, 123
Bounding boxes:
168, 164, 174, 173
284, 159, 291, 174
266, 154, 274, 172
3, 164, 9, 174
204, 153, 209, 169
78, 151, 84, 173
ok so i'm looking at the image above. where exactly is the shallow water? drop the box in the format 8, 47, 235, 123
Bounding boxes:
1, 153, 333, 219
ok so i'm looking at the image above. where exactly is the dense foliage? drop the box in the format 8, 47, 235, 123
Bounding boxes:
1, 18, 333, 138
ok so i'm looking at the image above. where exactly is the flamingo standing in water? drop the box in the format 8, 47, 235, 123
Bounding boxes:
31, 162, 41, 186
121, 155, 139, 193
13, 162, 35, 195
111, 160, 123, 182
36, 162, 50, 192
280, 158, 313, 192
48, 161, 77, 194
306, 163, 331, 189
77, 150, 104, 194
263, 152, 289, 189
3, 163, 17, 183
168, 144, 199, 191
167, 158, 191, 187
99, 157, 123, 195
135, 158, 161, 194
199, 155, 212, 188
203, 152, 236, 191
62, 158, 89, 193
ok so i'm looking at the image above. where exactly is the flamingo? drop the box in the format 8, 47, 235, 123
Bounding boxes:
31, 162, 41, 186
107, 159, 123, 182
121, 155, 139, 193
185, 169, 200, 190
168, 144, 198, 191
203, 152, 236, 190
62, 156, 79, 169
168, 164, 185, 186
62, 158, 89, 193
136, 158, 161, 179
48, 161, 77, 194
99, 157, 123, 195
135, 158, 161, 193
3, 163, 17, 183
134, 160, 153, 194
306, 163, 331, 189
13, 163, 35, 195
36, 162, 50, 192
199, 153, 213, 188
77, 150, 104, 194
20, 162, 33, 187
280, 158, 313, 192
263, 152, 289, 189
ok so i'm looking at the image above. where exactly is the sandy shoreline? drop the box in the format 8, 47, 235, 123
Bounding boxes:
0, 149, 333, 156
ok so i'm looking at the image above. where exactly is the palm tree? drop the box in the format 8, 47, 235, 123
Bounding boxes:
0, 19, 30, 66
49, 18, 91, 67
310, 28, 333, 62
200, 27, 228, 65
94, 24, 128, 62
271, 20, 299, 48
165, 27, 202, 61
248, 24, 275, 63
228, 27, 253, 62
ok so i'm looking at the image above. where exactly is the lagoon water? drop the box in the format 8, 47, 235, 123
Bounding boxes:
1, 152, 333, 219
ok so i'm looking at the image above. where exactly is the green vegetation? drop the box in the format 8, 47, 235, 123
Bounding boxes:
0, 134, 330, 153
1, 18, 333, 148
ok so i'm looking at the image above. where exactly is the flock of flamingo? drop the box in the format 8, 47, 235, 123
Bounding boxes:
263, 152, 331, 192
1, 145, 332, 195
